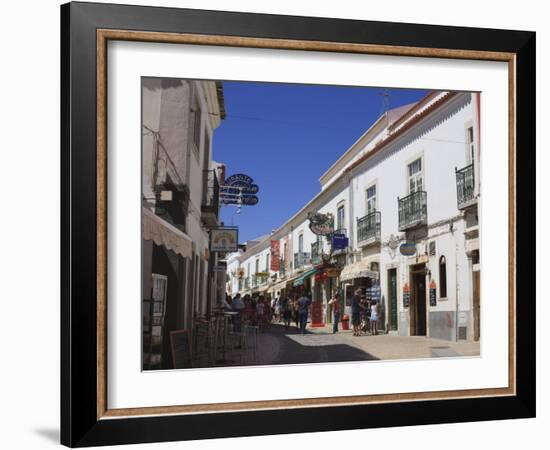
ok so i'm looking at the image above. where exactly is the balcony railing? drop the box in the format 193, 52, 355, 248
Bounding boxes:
294, 252, 310, 270
398, 191, 427, 231
357, 211, 381, 245
456, 163, 476, 209
311, 242, 322, 265
201, 169, 220, 226
278, 258, 286, 276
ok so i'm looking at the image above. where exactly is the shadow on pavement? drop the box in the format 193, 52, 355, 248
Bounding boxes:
262, 324, 379, 365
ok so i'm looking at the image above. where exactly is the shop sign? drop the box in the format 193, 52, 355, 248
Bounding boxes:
270, 240, 280, 272
210, 227, 238, 252
399, 242, 416, 256
220, 173, 260, 205
308, 212, 334, 236
403, 282, 410, 308
429, 279, 437, 306
366, 284, 381, 302
332, 233, 349, 250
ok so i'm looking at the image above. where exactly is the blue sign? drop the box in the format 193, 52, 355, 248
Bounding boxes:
225, 173, 254, 186
220, 173, 260, 205
366, 284, 381, 302
399, 242, 416, 256
332, 233, 349, 250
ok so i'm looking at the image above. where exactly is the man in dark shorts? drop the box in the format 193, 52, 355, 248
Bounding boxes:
351, 289, 364, 336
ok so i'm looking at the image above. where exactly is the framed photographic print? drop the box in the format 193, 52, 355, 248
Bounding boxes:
61, 1, 535, 447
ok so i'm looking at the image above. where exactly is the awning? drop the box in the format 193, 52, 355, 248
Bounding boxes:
269, 279, 288, 293
142, 207, 193, 258
293, 268, 318, 287
339, 259, 379, 282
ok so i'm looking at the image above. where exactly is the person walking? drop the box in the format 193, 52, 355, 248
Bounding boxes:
292, 296, 300, 329
297, 292, 311, 335
231, 293, 245, 331
280, 294, 291, 330
328, 290, 341, 333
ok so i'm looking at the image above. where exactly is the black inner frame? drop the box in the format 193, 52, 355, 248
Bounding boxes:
61, 2, 536, 447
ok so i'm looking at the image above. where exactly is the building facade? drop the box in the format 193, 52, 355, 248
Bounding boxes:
142, 78, 226, 369
226, 91, 480, 342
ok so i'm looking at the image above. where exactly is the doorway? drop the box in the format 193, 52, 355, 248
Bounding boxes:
410, 264, 427, 336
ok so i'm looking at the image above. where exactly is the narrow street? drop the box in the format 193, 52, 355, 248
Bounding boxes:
201, 323, 481, 368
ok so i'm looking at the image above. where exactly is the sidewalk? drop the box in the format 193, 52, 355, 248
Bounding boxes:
255, 323, 480, 365
192, 322, 480, 368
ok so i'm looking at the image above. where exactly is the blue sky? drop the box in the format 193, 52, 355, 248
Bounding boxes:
214, 81, 428, 243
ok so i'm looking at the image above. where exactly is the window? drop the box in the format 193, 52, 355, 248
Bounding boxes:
366, 185, 377, 214
408, 158, 423, 193
202, 127, 211, 171
298, 233, 304, 253
467, 126, 475, 164
439, 256, 447, 298
255, 258, 260, 274
265, 253, 270, 271
337, 204, 345, 229
283, 243, 288, 264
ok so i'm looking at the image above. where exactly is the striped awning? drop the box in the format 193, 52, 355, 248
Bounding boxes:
293, 268, 318, 287
142, 207, 192, 258
339, 259, 379, 282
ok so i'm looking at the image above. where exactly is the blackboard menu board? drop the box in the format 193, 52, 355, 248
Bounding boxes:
170, 330, 192, 369
429, 288, 437, 307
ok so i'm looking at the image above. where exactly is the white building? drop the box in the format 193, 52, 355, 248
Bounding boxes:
226, 90, 480, 342
142, 78, 226, 369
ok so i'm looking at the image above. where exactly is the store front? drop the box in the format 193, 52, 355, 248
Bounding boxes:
339, 258, 380, 317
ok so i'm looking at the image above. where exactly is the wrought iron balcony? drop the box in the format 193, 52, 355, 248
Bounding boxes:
278, 259, 286, 276
357, 211, 381, 246
311, 242, 322, 265
398, 191, 427, 231
201, 169, 220, 227
456, 163, 476, 209
294, 252, 310, 270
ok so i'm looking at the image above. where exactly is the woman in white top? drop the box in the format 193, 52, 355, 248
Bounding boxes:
370, 302, 379, 335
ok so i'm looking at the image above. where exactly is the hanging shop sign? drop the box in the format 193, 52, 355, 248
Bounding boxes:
332, 233, 349, 250
220, 173, 260, 205
308, 212, 334, 236
210, 227, 238, 252
270, 240, 280, 272
403, 282, 410, 308
429, 279, 437, 306
399, 242, 417, 256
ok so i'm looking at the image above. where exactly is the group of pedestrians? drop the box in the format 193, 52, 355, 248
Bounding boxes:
226, 288, 380, 337
224, 293, 272, 330
270, 291, 313, 334
350, 288, 380, 336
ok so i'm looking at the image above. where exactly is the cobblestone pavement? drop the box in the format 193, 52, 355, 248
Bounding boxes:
209, 322, 480, 367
